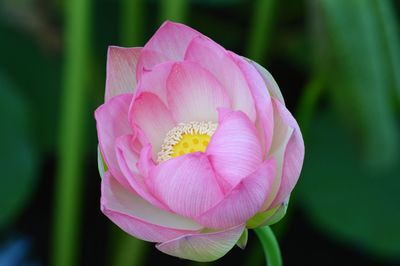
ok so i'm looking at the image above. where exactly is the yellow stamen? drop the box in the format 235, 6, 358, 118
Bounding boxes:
157, 121, 217, 163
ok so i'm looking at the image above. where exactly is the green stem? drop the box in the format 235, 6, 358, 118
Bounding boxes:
296, 77, 324, 138
246, 0, 277, 62
51, 0, 91, 264
254, 226, 282, 266
120, 0, 143, 46
109, 226, 149, 266
160, 0, 188, 23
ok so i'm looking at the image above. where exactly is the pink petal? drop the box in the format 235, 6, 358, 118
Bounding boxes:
249, 60, 285, 105
261, 99, 294, 209
196, 158, 275, 229
101, 173, 203, 242
136, 62, 174, 106
143, 21, 200, 62
167, 62, 231, 123
269, 99, 304, 208
129, 92, 176, 159
135, 49, 171, 80
115, 135, 166, 210
148, 153, 224, 218
229, 53, 274, 157
185, 36, 256, 121
105, 46, 141, 102
156, 224, 245, 262
206, 109, 262, 190
95, 94, 133, 188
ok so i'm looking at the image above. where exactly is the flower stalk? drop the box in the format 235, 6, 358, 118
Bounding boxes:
254, 226, 282, 266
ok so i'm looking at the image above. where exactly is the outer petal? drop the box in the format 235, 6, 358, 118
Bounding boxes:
184, 37, 256, 121
269, 99, 304, 208
247, 196, 289, 228
148, 153, 224, 218
195, 158, 275, 229
105, 46, 140, 102
141, 21, 200, 62
206, 109, 262, 190
167, 62, 231, 123
261, 100, 294, 209
95, 94, 133, 188
115, 135, 166, 209
156, 224, 245, 262
101, 173, 203, 243
229, 53, 274, 157
248, 59, 285, 105
129, 92, 176, 158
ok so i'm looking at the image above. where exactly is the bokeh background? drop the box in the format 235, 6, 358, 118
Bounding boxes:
0, 0, 399, 265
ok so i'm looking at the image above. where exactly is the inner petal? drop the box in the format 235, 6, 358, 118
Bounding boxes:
157, 121, 217, 163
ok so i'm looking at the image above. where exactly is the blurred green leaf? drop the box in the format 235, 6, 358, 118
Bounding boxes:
0, 72, 38, 230
375, 0, 400, 103
314, 0, 399, 167
246, 0, 276, 62
298, 111, 400, 259
0, 24, 61, 153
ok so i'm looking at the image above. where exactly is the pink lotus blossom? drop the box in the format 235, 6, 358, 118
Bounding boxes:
95, 21, 304, 262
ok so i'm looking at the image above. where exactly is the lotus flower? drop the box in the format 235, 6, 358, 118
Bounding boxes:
95, 21, 304, 262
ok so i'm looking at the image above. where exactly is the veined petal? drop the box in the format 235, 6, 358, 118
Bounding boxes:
185, 37, 256, 121
148, 153, 224, 218
105, 46, 140, 101
196, 159, 275, 229
167, 62, 230, 123
143, 21, 200, 62
261, 99, 294, 209
136, 62, 175, 106
269, 99, 304, 208
115, 135, 166, 209
206, 109, 262, 190
229, 53, 274, 157
135, 49, 170, 80
129, 92, 176, 159
156, 224, 245, 262
95, 94, 133, 188
248, 59, 285, 105
101, 173, 203, 243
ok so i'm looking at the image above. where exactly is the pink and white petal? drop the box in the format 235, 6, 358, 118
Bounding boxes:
135, 49, 171, 80
229, 53, 274, 156
261, 101, 294, 209
115, 135, 166, 209
269, 99, 304, 208
196, 158, 275, 229
136, 143, 155, 178
136, 61, 174, 106
185, 37, 256, 121
144, 21, 201, 62
101, 173, 203, 243
95, 94, 133, 188
129, 92, 176, 158
148, 153, 224, 218
156, 224, 245, 262
105, 46, 140, 102
167, 62, 231, 123
248, 59, 285, 105
206, 109, 262, 190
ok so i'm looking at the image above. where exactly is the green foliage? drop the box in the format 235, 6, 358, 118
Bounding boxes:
0, 25, 61, 153
298, 0, 400, 260
0, 73, 38, 230
298, 111, 400, 259
314, 0, 399, 168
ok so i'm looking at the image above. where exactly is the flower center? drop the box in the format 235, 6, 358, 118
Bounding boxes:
157, 121, 217, 163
